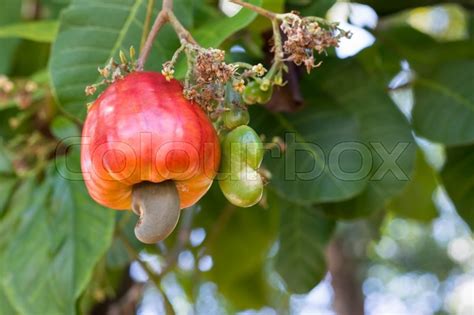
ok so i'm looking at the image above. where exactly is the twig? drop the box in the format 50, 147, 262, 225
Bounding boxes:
160, 206, 196, 275
137, 11, 168, 70
118, 231, 176, 315
162, 0, 173, 11
271, 19, 284, 62
167, 11, 197, 45
106, 283, 144, 315
230, 0, 277, 19
137, 0, 197, 70
140, 0, 156, 51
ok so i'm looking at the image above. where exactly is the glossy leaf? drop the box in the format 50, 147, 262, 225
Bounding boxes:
0, 21, 59, 42
305, 59, 416, 217
413, 60, 474, 145
0, 0, 21, 74
441, 144, 474, 230
193, 0, 263, 47
388, 151, 438, 222
251, 102, 368, 204
374, 24, 474, 77
0, 141, 13, 173
50, 115, 81, 144
0, 152, 115, 315
0, 177, 17, 217
288, 0, 337, 16
275, 200, 335, 293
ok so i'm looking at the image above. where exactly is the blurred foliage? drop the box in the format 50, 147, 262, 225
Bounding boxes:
0, 0, 473, 314
442, 145, 474, 230
388, 151, 438, 222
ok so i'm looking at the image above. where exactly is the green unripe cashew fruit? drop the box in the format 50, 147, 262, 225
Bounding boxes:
223, 107, 250, 130
219, 125, 264, 207
242, 81, 273, 105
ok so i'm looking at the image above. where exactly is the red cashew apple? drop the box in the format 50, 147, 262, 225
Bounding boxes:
81, 72, 220, 243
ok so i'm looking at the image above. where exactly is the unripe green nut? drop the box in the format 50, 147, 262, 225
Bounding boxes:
219, 165, 263, 208
223, 107, 250, 130
218, 125, 264, 207
242, 81, 273, 105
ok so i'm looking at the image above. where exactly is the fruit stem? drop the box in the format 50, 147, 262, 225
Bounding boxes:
140, 0, 155, 50
137, 0, 197, 70
167, 10, 197, 45
163, 0, 173, 10
137, 10, 168, 70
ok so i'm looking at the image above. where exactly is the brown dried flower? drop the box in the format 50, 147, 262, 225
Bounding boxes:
184, 47, 238, 114
85, 85, 97, 96
280, 14, 350, 73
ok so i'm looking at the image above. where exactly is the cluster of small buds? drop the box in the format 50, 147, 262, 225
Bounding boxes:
161, 62, 175, 81
280, 14, 352, 72
10, 131, 58, 176
0, 75, 14, 94
0, 75, 39, 109
85, 47, 137, 97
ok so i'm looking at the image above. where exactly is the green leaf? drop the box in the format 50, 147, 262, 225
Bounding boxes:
0, 291, 16, 315
357, 0, 470, 16
50, 115, 81, 144
192, 0, 263, 47
388, 151, 438, 222
41, 0, 73, 18
413, 60, 474, 146
50, 0, 151, 120
0, 177, 17, 217
0, 21, 59, 42
305, 59, 416, 217
0, 141, 13, 173
251, 102, 368, 204
249, 0, 284, 33
288, 0, 337, 16
275, 199, 335, 294
0, 0, 21, 74
375, 24, 474, 77
0, 152, 115, 315
197, 184, 278, 310
441, 144, 474, 231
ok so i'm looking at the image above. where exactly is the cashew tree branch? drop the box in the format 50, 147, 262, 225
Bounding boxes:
137, 0, 197, 70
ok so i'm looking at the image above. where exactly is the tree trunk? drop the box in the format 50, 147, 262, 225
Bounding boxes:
327, 238, 365, 315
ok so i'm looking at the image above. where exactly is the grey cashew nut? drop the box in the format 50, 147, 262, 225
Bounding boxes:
132, 181, 180, 244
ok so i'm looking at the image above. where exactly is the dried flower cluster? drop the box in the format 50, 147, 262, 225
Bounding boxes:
9, 131, 57, 176
280, 14, 352, 72
182, 47, 238, 113
159, 39, 272, 115
0, 75, 39, 109
85, 47, 136, 97
0, 75, 14, 94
